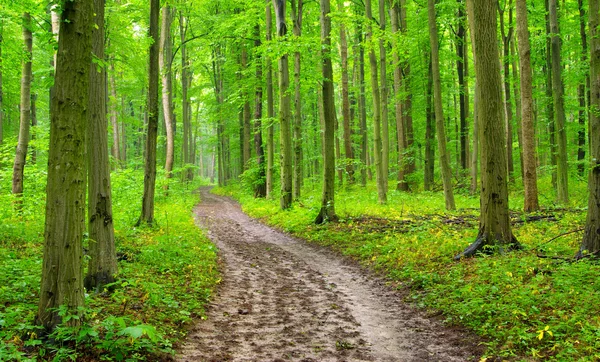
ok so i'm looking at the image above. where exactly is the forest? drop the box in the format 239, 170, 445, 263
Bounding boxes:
0, 0, 599, 360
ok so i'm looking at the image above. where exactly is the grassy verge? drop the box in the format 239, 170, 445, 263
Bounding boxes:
216, 178, 599, 361
0, 166, 218, 361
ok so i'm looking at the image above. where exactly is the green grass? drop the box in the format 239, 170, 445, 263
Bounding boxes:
0, 165, 219, 361
217, 176, 599, 361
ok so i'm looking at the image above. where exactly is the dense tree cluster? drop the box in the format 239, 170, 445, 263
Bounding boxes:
0, 0, 599, 330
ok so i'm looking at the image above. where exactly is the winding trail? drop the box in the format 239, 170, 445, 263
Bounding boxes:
177, 187, 481, 361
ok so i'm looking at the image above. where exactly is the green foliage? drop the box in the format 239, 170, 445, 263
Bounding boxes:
219, 176, 599, 361
0, 165, 219, 361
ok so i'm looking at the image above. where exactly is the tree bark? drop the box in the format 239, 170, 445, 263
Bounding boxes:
273, 0, 293, 209
366, 0, 386, 204
378, 0, 389, 191
30, 93, 37, 164
37, 0, 93, 331
180, 13, 193, 181
577, 0, 588, 176
265, 1, 275, 198
339, 0, 354, 185
316, 0, 338, 224
12, 13, 33, 199
424, 55, 435, 191
160, 5, 175, 178
85, 0, 117, 291
241, 45, 252, 171
466, 0, 479, 194
515, 0, 540, 212
391, 2, 407, 191
253, 24, 266, 198
549, 0, 569, 203
291, 0, 303, 198
357, 25, 368, 187
400, 0, 415, 178
427, 0, 455, 210
456, 0, 519, 259
456, 0, 468, 171
499, 2, 514, 177
578, 0, 600, 257
138, 0, 160, 225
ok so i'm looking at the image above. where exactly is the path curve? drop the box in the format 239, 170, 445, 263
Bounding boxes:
177, 187, 481, 361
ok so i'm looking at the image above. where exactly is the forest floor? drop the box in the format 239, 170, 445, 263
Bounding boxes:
177, 187, 483, 362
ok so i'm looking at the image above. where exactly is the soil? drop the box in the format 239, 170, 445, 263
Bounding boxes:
177, 187, 483, 362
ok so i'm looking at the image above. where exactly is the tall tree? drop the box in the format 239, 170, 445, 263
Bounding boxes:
139, 0, 160, 225
180, 12, 193, 181
466, 0, 479, 194
365, 0, 386, 204
456, 0, 468, 171
338, 0, 354, 185
253, 24, 266, 198
273, 0, 293, 209
515, 0, 540, 211
378, 0, 389, 190
391, 1, 407, 191
265, 1, 275, 198
37, 0, 93, 330
291, 0, 303, 198
499, 1, 514, 177
549, 0, 569, 204
577, 0, 589, 176
427, 0, 455, 210
424, 55, 435, 191
578, 0, 600, 257
160, 5, 175, 178
86, 0, 117, 291
456, 0, 519, 259
315, 0, 337, 224
12, 13, 33, 199
357, 25, 368, 187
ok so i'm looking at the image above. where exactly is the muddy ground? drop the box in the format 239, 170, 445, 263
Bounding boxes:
177, 187, 483, 362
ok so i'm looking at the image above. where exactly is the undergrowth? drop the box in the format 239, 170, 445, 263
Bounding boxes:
0, 163, 218, 361
216, 176, 599, 361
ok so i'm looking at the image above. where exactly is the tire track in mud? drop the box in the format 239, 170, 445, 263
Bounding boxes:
177, 187, 481, 362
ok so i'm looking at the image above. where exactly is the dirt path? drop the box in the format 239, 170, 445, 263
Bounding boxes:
177, 187, 481, 362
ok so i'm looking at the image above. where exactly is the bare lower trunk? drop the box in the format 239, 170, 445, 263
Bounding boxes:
86, 0, 117, 291
577, 0, 588, 176
516, 0, 540, 211
316, 0, 337, 223
253, 24, 266, 198
12, 13, 33, 199
378, 0, 389, 191
160, 5, 174, 178
291, 0, 303, 198
428, 0, 455, 210
138, 0, 160, 225
357, 27, 368, 187
578, 0, 600, 257
424, 56, 435, 191
339, 0, 354, 184
266, 1, 275, 198
366, 0, 386, 204
37, 0, 93, 331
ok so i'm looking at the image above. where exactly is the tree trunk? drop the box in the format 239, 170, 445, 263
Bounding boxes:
273, 0, 293, 209
109, 63, 120, 165
357, 26, 368, 187
291, 0, 303, 198
85, 0, 117, 291
241, 45, 252, 171
391, 2, 407, 191
515, 0, 540, 212
339, 0, 354, 185
12, 13, 33, 199
577, 0, 588, 176
511, 34, 524, 180
400, 0, 415, 178
427, 0, 455, 210
456, 0, 468, 171
456, 0, 519, 259
499, 3, 514, 178
30, 94, 37, 164
266, 1, 275, 198
424, 55, 435, 191
180, 13, 193, 181
316, 0, 338, 224
37, 0, 93, 331
365, 0, 386, 204
138, 0, 160, 225
378, 0, 389, 191
544, 0, 557, 188
160, 5, 174, 178
253, 24, 267, 198
466, 0, 479, 194
578, 0, 600, 257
